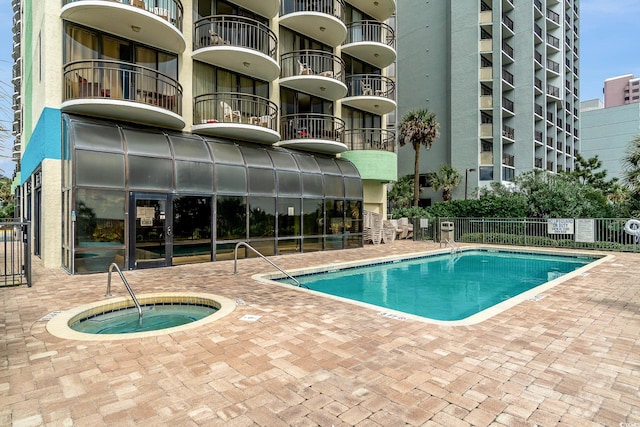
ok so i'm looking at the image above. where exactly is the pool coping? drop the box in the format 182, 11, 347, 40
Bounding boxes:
46, 292, 236, 341
252, 245, 614, 326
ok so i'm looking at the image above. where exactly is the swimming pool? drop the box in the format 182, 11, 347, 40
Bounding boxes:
261, 248, 606, 324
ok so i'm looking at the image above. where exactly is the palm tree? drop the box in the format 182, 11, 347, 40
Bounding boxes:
623, 134, 640, 195
428, 165, 461, 202
398, 109, 440, 206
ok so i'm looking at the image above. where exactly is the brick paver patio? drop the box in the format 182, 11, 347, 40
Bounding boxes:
2, 241, 639, 426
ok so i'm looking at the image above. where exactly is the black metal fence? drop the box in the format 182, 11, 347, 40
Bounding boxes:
412, 217, 640, 253
0, 220, 30, 287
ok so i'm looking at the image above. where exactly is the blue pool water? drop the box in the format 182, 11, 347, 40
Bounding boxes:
70, 304, 218, 334
277, 250, 596, 321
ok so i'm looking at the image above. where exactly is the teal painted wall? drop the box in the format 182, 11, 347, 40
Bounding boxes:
580, 103, 640, 180
21, 108, 62, 184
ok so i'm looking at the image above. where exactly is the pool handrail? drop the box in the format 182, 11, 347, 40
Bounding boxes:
444, 238, 461, 254
233, 242, 308, 289
106, 263, 143, 319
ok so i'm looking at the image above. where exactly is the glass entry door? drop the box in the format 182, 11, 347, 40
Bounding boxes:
129, 193, 172, 269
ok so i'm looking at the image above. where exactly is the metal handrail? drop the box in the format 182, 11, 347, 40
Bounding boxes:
444, 238, 461, 254
106, 263, 143, 319
233, 242, 308, 289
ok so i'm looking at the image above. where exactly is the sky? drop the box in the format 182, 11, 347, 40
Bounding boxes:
0, 0, 636, 177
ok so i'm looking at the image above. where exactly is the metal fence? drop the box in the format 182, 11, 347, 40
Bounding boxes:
412, 217, 640, 253
0, 220, 30, 287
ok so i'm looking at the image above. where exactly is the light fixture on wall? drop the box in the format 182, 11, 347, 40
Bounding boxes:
131, 25, 141, 33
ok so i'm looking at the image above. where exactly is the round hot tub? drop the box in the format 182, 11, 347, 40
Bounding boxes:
47, 292, 235, 341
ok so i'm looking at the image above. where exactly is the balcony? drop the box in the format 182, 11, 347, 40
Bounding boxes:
502, 69, 514, 88
534, 24, 543, 42
480, 151, 493, 164
502, 14, 514, 36
547, 161, 554, 172
341, 74, 396, 115
279, 50, 347, 100
61, 0, 185, 54
546, 34, 560, 51
227, 0, 279, 18
547, 84, 560, 99
480, 123, 493, 138
502, 125, 515, 141
534, 104, 543, 119
546, 8, 560, 27
279, 113, 346, 154
535, 157, 543, 169
546, 136, 554, 148
479, 67, 493, 81
502, 153, 514, 166
343, 128, 395, 152
480, 95, 493, 109
479, 39, 493, 53
479, 10, 492, 25
192, 16, 279, 81
344, 0, 396, 22
534, 51, 543, 69
535, 130, 543, 144
61, 59, 184, 129
502, 41, 514, 63
342, 21, 396, 69
279, 0, 347, 47
192, 92, 279, 144
502, 96, 514, 115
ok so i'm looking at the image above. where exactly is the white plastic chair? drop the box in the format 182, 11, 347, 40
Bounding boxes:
297, 60, 314, 75
220, 101, 241, 122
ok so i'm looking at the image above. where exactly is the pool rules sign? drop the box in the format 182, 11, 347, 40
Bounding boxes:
547, 218, 595, 243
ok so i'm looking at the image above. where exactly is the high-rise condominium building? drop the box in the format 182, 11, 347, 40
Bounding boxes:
10, 0, 397, 273
397, 0, 580, 203
604, 74, 640, 108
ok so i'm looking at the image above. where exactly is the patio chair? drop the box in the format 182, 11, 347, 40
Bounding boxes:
360, 80, 373, 96
297, 60, 314, 75
220, 101, 241, 122
209, 29, 230, 46
398, 217, 414, 239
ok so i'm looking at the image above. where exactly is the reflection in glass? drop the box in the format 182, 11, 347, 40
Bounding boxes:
216, 196, 246, 240
249, 197, 275, 238
303, 199, 323, 236
76, 189, 126, 246
173, 197, 212, 265
277, 198, 300, 237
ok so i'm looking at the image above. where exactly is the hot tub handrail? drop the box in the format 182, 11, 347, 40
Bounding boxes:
233, 242, 307, 289
106, 263, 143, 319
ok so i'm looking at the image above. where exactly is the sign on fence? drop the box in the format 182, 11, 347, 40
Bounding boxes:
547, 218, 574, 234
575, 219, 595, 243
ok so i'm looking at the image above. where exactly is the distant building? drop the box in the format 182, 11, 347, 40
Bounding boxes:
604, 74, 640, 108
579, 101, 640, 180
397, 0, 580, 203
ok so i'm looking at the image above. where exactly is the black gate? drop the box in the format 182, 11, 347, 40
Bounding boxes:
0, 220, 31, 287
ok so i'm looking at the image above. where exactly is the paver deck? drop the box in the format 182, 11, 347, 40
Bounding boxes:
2, 241, 640, 426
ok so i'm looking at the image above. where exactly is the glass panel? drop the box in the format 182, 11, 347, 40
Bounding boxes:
193, 62, 215, 97
277, 171, 302, 195
346, 200, 362, 233
134, 198, 167, 265
216, 195, 246, 240
248, 168, 275, 195
345, 234, 362, 249
344, 177, 362, 199
75, 150, 125, 189
173, 196, 212, 265
73, 121, 123, 152
128, 156, 173, 191
65, 24, 98, 62
324, 175, 344, 198
216, 164, 247, 193
249, 196, 275, 238
278, 239, 301, 255
293, 153, 321, 173
302, 237, 322, 253
337, 159, 360, 177
302, 199, 323, 236
239, 146, 273, 167
246, 240, 275, 256
325, 199, 345, 235
479, 166, 494, 180
175, 161, 214, 192
158, 52, 178, 80
207, 140, 244, 164
75, 249, 125, 274
302, 174, 324, 197
123, 129, 172, 157
277, 198, 300, 237
316, 157, 342, 175
75, 189, 125, 247
269, 150, 299, 170
170, 135, 212, 161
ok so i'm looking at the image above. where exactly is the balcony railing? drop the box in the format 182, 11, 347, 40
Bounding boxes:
343, 128, 395, 152
546, 137, 554, 148
547, 59, 560, 73
534, 0, 542, 12
63, 0, 184, 31
547, 84, 560, 98
547, 161, 554, 172
193, 15, 277, 59
546, 34, 560, 49
280, 0, 345, 21
63, 59, 182, 115
502, 153, 514, 167
345, 74, 395, 98
345, 20, 395, 49
534, 23, 542, 39
502, 69, 514, 86
280, 50, 345, 82
502, 125, 515, 140
280, 113, 345, 142
535, 157, 543, 168
502, 41, 514, 59
534, 77, 542, 91
502, 14, 514, 32
502, 97, 514, 113
535, 130, 543, 143
535, 104, 543, 117
546, 9, 560, 24
193, 92, 277, 129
